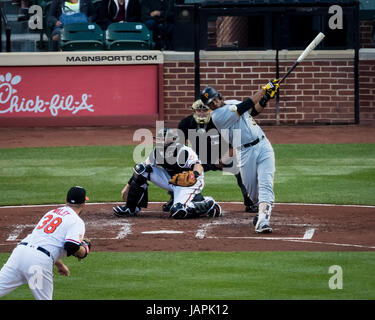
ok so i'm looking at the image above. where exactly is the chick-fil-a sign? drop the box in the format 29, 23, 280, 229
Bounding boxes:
0, 65, 158, 125
0, 72, 94, 116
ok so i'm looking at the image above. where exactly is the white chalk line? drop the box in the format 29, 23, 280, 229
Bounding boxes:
142, 230, 184, 234
205, 237, 375, 250
2, 220, 133, 243
6, 224, 34, 241
195, 217, 316, 239
206, 228, 315, 241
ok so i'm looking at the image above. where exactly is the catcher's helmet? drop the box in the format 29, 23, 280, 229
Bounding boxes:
191, 99, 211, 125
200, 86, 222, 106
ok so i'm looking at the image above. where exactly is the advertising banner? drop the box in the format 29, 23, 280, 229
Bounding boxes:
0, 64, 160, 126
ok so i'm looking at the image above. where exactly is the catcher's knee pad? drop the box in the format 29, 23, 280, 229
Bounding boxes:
132, 163, 152, 183
169, 203, 188, 219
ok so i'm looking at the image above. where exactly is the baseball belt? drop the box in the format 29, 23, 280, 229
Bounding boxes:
19, 242, 51, 258
241, 135, 265, 149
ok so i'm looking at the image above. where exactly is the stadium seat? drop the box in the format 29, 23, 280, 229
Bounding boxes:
105, 22, 155, 50
59, 23, 105, 51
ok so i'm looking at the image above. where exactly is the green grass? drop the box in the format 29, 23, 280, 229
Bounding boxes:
1, 144, 375, 301
0, 144, 374, 205
0, 251, 374, 300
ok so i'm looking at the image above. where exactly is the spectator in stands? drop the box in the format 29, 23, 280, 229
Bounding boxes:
96, 0, 142, 31
141, 0, 175, 50
15, 0, 31, 21
48, 0, 97, 50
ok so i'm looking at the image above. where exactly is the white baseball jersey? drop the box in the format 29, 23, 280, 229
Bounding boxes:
211, 101, 275, 206
143, 145, 205, 206
212, 100, 266, 148
22, 206, 85, 261
0, 205, 85, 300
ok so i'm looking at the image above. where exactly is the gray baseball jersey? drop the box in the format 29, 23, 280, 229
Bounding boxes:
211, 100, 275, 205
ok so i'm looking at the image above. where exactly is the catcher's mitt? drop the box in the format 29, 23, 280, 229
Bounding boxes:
169, 171, 199, 187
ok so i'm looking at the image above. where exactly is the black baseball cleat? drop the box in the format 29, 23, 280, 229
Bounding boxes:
246, 204, 259, 213
244, 196, 258, 213
252, 214, 258, 227
162, 198, 174, 212
113, 205, 139, 217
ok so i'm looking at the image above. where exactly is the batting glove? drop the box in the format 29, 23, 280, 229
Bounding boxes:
262, 79, 279, 99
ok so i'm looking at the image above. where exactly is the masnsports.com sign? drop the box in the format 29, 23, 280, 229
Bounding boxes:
65, 52, 163, 64
0, 51, 164, 66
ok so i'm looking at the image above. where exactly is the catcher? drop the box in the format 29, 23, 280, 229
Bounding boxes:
113, 127, 221, 219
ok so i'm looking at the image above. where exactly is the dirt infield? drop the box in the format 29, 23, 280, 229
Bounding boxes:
0, 203, 374, 252
1, 124, 375, 148
0, 125, 374, 252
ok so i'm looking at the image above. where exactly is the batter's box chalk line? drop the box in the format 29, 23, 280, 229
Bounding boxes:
86, 220, 133, 240
195, 218, 316, 241
6, 224, 34, 241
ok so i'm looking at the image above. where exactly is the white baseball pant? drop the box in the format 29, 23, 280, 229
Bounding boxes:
0, 244, 54, 300
144, 166, 204, 206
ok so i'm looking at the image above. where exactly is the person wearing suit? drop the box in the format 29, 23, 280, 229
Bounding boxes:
97, 0, 142, 30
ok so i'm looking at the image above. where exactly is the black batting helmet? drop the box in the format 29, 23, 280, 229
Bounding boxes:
200, 86, 222, 106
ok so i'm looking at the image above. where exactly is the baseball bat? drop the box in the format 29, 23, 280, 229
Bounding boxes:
279, 32, 325, 84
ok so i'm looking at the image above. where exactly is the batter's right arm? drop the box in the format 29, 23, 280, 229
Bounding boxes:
246, 80, 280, 117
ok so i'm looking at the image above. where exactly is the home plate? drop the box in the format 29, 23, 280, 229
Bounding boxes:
142, 230, 184, 234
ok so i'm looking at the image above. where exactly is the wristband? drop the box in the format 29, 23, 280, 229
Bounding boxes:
193, 170, 200, 178
259, 96, 269, 108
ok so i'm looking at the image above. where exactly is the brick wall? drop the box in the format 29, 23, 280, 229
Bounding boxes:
359, 57, 375, 124
163, 51, 366, 127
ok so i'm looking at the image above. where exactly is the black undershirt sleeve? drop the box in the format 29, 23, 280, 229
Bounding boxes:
64, 241, 80, 256
236, 98, 255, 116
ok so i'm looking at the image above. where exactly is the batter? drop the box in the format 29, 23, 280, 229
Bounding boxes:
200, 80, 279, 233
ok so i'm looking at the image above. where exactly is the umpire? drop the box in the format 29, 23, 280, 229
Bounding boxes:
162, 99, 258, 213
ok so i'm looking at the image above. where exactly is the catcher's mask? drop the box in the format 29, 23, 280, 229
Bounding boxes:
191, 99, 211, 125
200, 86, 222, 106
155, 127, 178, 148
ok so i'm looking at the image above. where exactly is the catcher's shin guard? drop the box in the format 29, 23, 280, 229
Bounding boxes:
113, 205, 140, 217
126, 163, 150, 211
126, 180, 148, 211
206, 202, 222, 218
169, 203, 188, 219
187, 196, 222, 218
